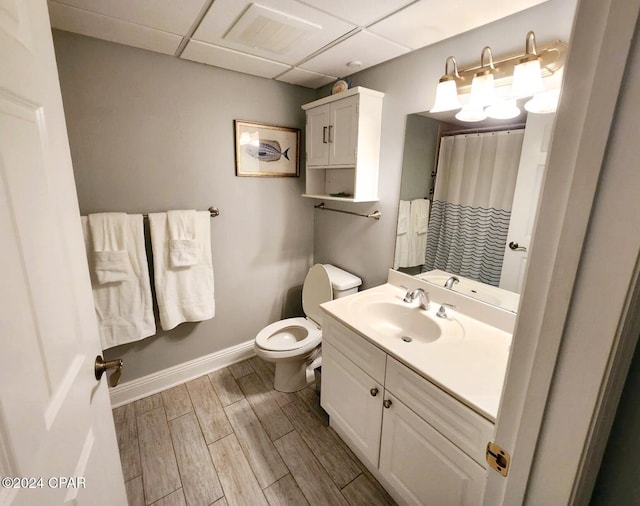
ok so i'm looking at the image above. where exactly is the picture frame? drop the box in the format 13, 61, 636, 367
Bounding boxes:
234, 120, 300, 177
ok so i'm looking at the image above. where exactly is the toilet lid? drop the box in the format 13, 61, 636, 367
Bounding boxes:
302, 264, 333, 326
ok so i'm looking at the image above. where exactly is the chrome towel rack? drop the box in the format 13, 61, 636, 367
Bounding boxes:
142, 206, 220, 219
314, 202, 381, 220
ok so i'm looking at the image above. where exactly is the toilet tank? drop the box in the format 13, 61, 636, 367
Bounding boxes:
323, 264, 362, 299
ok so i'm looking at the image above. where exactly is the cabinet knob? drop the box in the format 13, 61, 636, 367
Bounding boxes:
383, 399, 392, 409
370, 387, 379, 397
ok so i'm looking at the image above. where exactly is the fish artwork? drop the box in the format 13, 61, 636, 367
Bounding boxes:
245, 140, 290, 162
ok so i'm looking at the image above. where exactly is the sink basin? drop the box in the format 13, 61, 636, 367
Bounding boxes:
353, 299, 443, 344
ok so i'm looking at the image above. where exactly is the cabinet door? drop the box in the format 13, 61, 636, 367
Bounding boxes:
306, 104, 330, 167
380, 393, 486, 506
329, 95, 358, 166
321, 341, 383, 466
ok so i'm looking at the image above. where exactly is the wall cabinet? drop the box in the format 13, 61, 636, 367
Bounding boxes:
321, 316, 491, 506
301, 87, 384, 202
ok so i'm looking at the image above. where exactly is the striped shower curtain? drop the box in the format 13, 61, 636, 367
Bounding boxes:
423, 129, 524, 286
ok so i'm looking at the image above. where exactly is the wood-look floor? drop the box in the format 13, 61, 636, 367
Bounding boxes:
113, 357, 397, 506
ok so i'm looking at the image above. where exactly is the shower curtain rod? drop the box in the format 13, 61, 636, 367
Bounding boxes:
314, 202, 381, 220
142, 206, 220, 219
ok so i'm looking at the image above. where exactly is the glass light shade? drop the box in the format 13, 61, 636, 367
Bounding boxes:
525, 89, 560, 114
430, 79, 461, 112
486, 99, 521, 119
455, 104, 487, 122
469, 72, 496, 107
511, 58, 544, 98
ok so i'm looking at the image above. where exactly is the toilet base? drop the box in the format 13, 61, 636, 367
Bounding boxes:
273, 359, 310, 393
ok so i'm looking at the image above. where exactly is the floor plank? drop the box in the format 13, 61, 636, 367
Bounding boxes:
212, 498, 228, 506
161, 384, 193, 420
209, 434, 269, 506
274, 431, 349, 506
341, 473, 396, 506
149, 489, 186, 506
237, 373, 294, 441
113, 403, 142, 481
281, 399, 361, 488
125, 476, 145, 506
135, 393, 163, 415
224, 399, 288, 489
169, 413, 224, 506
137, 407, 182, 504
209, 368, 245, 406
263, 474, 310, 506
248, 357, 295, 407
228, 360, 254, 379
186, 375, 233, 444
296, 386, 329, 426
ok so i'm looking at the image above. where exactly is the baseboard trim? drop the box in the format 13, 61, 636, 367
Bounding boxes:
109, 340, 255, 408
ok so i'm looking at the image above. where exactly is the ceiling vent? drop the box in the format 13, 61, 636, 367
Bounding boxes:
224, 3, 321, 55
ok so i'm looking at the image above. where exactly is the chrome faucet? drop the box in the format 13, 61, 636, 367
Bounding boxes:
444, 276, 460, 290
403, 288, 430, 310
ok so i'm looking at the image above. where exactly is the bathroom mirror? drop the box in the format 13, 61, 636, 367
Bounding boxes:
395, 108, 555, 313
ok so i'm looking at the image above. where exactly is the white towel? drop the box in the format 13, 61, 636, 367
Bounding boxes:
408, 199, 431, 267
149, 211, 215, 330
394, 200, 411, 269
88, 213, 131, 284
82, 215, 156, 349
167, 210, 199, 267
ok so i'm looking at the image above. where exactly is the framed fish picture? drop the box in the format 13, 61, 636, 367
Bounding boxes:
234, 120, 300, 177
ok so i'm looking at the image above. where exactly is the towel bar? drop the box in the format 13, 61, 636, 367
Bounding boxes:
142, 207, 220, 219
314, 202, 381, 220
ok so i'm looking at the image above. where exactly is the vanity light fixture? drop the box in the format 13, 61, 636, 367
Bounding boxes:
429, 32, 567, 122
486, 99, 521, 119
469, 47, 497, 107
524, 88, 561, 114
430, 56, 462, 113
511, 31, 545, 99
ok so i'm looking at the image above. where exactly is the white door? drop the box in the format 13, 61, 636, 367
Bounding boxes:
305, 104, 330, 167
320, 342, 383, 466
499, 113, 554, 293
379, 393, 485, 506
329, 95, 358, 166
0, 2, 126, 505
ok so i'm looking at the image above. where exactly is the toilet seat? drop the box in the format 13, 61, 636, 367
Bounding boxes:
255, 317, 321, 353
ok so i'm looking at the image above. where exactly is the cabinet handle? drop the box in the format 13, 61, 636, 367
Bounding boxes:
323, 126, 328, 144
370, 387, 379, 397
383, 399, 392, 409
328, 125, 334, 143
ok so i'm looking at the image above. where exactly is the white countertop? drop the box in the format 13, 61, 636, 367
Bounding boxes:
320, 282, 513, 421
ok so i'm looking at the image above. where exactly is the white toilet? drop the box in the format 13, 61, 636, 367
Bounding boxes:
254, 264, 362, 392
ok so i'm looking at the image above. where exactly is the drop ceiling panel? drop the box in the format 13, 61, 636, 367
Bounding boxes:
48, 2, 182, 55
49, 0, 207, 35
193, 0, 356, 65
300, 30, 410, 78
276, 68, 336, 88
181, 40, 290, 78
297, 0, 416, 27
369, 0, 550, 50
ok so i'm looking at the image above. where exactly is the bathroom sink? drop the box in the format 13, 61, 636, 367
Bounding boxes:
356, 301, 442, 343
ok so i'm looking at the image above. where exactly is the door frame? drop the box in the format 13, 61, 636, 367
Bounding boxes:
483, 0, 640, 504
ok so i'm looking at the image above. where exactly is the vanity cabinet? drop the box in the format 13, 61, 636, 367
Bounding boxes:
321, 316, 491, 506
301, 87, 383, 202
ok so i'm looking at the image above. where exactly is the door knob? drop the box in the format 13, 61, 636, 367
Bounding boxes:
508, 241, 527, 252
94, 355, 123, 387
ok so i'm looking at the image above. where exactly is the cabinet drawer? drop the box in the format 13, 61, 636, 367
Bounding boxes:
385, 357, 494, 467
323, 316, 386, 384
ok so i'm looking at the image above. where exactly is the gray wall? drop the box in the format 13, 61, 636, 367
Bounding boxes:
399, 115, 439, 201
314, 0, 578, 289
53, 31, 316, 381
